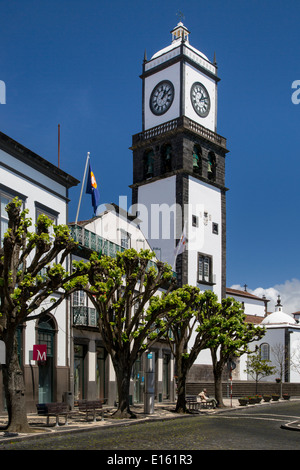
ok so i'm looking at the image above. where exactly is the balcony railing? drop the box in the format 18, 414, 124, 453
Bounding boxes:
69, 224, 176, 278
73, 306, 98, 327
132, 116, 227, 149
69, 224, 125, 258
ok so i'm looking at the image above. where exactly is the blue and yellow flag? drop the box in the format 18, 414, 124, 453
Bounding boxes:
86, 162, 100, 214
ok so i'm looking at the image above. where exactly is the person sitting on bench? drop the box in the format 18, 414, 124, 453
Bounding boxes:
198, 389, 217, 408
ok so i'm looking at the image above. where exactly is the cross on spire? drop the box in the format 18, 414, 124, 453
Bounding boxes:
176, 10, 185, 22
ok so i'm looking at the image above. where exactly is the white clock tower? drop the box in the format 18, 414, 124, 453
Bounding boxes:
131, 22, 229, 300
143, 22, 218, 133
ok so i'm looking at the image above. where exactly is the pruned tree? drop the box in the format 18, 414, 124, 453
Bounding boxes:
271, 343, 289, 396
166, 288, 221, 413
208, 298, 266, 406
0, 198, 87, 433
245, 349, 276, 394
84, 248, 180, 419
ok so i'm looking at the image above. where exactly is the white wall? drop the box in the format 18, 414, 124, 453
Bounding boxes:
1, 150, 68, 225
247, 326, 300, 383
1, 148, 70, 369
184, 63, 217, 132
188, 176, 222, 299
290, 333, 300, 382
228, 294, 266, 317
144, 62, 181, 130
137, 176, 177, 267
84, 210, 153, 253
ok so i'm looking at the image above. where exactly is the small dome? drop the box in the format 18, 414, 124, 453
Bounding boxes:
261, 295, 296, 325
261, 311, 296, 325
150, 22, 209, 62
151, 41, 209, 62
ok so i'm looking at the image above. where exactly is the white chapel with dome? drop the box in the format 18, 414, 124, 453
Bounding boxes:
240, 296, 300, 383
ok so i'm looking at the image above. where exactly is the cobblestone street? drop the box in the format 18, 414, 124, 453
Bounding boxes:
0, 400, 300, 451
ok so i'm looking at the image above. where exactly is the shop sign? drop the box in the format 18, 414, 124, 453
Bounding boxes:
33, 344, 47, 361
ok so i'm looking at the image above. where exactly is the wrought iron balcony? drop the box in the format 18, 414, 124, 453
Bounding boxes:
69, 224, 125, 258
69, 224, 176, 278
73, 306, 98, 328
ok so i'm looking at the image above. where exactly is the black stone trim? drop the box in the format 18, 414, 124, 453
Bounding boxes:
0, 131, 79, 189
0, 182, 27, 202
1, 161, 71, 203
174, 173, 189, 287
130, 165, 228, 193
35, 201, 59, 219
141, 52, 220, 83
221, 189, 226, 300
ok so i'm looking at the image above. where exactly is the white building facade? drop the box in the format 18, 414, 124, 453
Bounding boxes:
69, 205, 176, 406
248, 298, 300, 383
0, 131, 79, 412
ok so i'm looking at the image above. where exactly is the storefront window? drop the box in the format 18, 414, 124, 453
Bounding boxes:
74, 344, 86, 401
96, 347, 106, 400
163, 353, 170, 399
38, 317, 54, 403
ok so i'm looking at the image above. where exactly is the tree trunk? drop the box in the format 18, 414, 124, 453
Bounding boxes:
213, 363, 225, 408
112, 357, 136, 419
175, 373, 188, 413
2, 331, 31, 433
175, 357, 190, 414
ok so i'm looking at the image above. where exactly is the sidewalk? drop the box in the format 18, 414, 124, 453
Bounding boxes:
0, 398, 239, 442
0, 398, 298, 442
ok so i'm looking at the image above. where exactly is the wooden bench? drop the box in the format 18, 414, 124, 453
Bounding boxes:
77, 399, 104, 422
36, 402, 70, 427
186, 395, 214, 412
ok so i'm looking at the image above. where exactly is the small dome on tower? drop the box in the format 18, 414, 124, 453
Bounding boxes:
150, 22, 209, 62
261, 296, 296, 325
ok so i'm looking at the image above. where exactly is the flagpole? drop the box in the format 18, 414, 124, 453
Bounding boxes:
172, 221, 187, 271
75, 152, 90, 224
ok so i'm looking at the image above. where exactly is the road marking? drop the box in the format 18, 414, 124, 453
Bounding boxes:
212, 412, 300, 425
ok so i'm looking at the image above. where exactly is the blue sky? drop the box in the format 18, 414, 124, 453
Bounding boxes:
1, 0, 300, 310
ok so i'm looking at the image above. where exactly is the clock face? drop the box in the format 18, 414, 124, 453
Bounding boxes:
150, 80, 174, 116
190, 82, 210, 117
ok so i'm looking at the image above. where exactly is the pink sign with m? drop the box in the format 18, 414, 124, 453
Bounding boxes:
33, 345, 47, 361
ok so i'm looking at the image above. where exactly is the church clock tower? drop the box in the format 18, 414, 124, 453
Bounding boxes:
130, 22, 229, 300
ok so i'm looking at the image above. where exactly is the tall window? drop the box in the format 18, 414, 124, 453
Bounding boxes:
74, 344, 86, 400
96, 347, 107, 400
120, 230, 130, 250
72, 290, 87, 326
35, 203, 59, 272
144, 149, 154, 179
163, 353, 171, 399
0, 186, 26, 246
198, 253, 213, 284
162, 144, 172, 173
73, 290, 85, 307
38, 316, 55, 403
0, 192, 11, 247
207, 152, 216, 181
192, 145, 202, 175
260, 343, 270, 361
36, 203, 58, 233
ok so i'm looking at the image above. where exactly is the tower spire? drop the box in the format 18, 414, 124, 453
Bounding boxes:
171, 21, 190, 43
